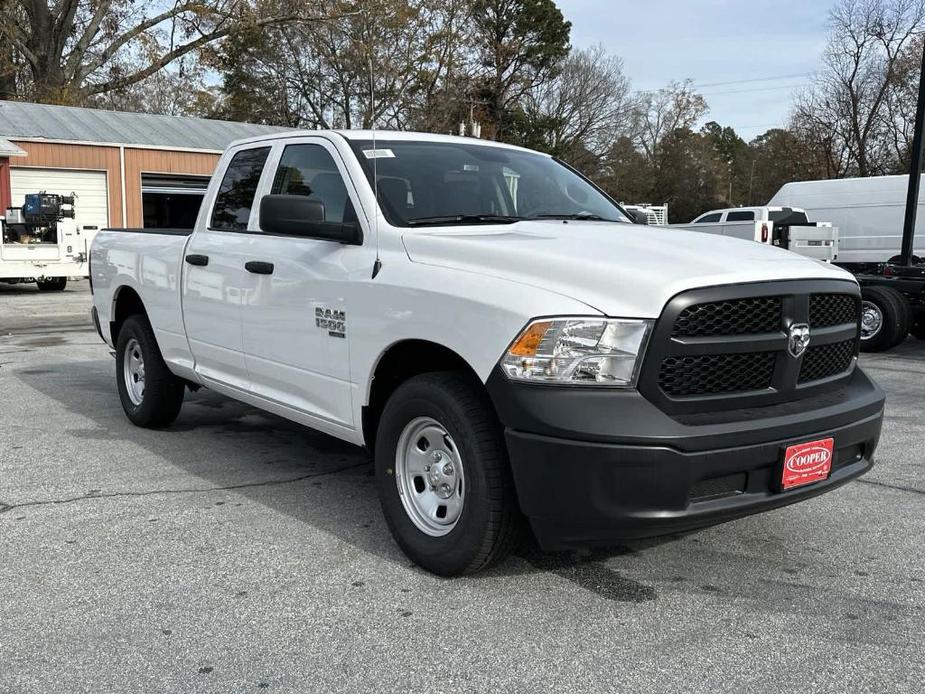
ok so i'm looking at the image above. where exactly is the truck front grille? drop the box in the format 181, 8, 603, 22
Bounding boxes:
798, 339, 856, 384
810, 293, 859, 328
658, 352, 776, 396
672, 296, 782, 337
639, 280, 861, 414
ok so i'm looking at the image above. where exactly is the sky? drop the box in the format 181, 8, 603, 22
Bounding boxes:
557, 0, 834, 140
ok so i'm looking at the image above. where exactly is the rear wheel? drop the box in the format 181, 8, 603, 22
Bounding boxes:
115, 315, 185, 427
374, 372, 521, 576
859, 286, 912, 352
36, 277, 67, 291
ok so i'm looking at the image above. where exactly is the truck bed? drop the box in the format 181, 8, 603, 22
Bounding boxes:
90, 228, 192, 366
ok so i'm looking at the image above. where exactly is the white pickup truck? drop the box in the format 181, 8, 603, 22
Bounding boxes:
89, 131, 885, 575
671, 206, 839, 263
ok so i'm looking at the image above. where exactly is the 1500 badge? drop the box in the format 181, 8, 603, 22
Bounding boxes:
316, 307, 346, 338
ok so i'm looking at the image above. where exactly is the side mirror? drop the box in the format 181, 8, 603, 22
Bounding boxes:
630, 210, 650, 225
259, 194, 362, 245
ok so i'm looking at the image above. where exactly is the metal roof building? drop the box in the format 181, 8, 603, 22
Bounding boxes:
0, 100, 292, 228
0, 100, 289, 152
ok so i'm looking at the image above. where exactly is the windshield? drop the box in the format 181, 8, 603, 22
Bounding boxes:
348, 139, 630, 227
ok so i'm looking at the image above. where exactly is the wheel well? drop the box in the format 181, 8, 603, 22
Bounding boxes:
362, 340, 483, 449
110, 286, 147, 344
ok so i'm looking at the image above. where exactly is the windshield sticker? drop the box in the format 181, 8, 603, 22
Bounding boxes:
363, 148, 395, 159
463, 164, 480, 171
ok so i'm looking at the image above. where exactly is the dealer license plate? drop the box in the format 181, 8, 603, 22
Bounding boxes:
781, 438, 834, 490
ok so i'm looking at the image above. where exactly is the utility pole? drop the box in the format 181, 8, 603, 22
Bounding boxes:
900, 41, 925, 266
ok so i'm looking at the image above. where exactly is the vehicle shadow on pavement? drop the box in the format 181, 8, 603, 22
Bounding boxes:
14, 359, 675, 588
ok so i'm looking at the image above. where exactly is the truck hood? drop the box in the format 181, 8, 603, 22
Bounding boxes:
401, 220, 855, 317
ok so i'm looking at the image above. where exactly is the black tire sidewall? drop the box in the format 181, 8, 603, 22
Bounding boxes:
37, 278, 66, 291
860, 287, 909, 352
115, 315, 183, 427
374, 375, 502, 575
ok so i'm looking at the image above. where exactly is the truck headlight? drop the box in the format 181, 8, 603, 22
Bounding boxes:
500, 318, 652, 386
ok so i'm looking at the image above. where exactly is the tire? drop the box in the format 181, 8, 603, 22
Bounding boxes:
115, 314, 185, 428
859, 286, 912, 352
374, 371, 521, 576
36, 277, 67, 291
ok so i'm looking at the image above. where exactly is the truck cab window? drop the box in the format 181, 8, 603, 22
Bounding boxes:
726, 211, 755, 222
210, 147, 271, 231
271, 144, 355, 223
695, 213, 722, 223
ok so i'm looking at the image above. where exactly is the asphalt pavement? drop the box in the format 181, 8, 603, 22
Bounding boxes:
1, 282, 923, 693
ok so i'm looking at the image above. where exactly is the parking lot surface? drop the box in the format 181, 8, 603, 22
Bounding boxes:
1, 282, 923, 693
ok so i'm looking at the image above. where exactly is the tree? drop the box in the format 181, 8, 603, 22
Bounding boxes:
469, 0, 570, 140
512, 44, 635, 170
652, 127, 720, 222
0, 0, 346, 105
702, 121, 749, 206
635, 79, 708, 163
746, 128, 830, 205
214, 0, 471, 131
595, 135, 654, 205
792, 0, 925, 177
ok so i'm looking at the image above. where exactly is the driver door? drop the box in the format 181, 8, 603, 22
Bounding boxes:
239, 138, 371, 431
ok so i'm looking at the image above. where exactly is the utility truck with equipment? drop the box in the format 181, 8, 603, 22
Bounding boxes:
1, 192, 92, 290
89, 132, 885, 575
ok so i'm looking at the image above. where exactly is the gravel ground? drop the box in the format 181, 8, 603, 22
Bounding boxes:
1, 282, 923, 694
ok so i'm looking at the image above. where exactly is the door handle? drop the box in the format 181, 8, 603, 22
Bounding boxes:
185, 254, 209, 266
245, 261, 274, 275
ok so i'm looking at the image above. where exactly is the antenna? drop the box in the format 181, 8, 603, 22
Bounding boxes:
367, 11, 382, 280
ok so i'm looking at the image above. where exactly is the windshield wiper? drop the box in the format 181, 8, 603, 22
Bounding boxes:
406, 214, 524, 227
528, 212, 615, 222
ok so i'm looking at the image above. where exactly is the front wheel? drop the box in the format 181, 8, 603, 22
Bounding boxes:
115, 315, 185, 427
374, 372, 521, 576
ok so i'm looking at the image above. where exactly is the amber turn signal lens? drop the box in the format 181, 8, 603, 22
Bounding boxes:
509, 321, 552, 356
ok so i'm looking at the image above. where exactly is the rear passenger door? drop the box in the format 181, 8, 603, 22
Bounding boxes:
182, 145, 271, 390
239, 138, 370, 432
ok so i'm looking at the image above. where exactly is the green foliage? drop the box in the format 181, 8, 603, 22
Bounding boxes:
470, 0, 571, 139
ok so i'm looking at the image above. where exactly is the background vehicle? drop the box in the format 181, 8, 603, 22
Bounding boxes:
1, 191, 96, 291
671, 206, 839, 263
89, 131, 884, 576
769, 176, 925, 268
769, 178, 925, 352
621, 203, 668, 225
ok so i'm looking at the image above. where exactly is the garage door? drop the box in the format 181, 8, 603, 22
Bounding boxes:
10, 168, 109, 231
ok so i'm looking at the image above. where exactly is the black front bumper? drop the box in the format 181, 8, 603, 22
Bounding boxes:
487, 367, 884, 550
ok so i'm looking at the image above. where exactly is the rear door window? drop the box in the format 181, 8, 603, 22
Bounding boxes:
726, 211, 755, 221
210, 147, 271, 231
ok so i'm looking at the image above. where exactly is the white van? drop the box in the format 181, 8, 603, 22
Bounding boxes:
769, 175, 925, 266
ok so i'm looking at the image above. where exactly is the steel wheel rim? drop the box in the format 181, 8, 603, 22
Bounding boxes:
123, 337, 146, 406
860, 301, 883, 341
394, 416, 465, 537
